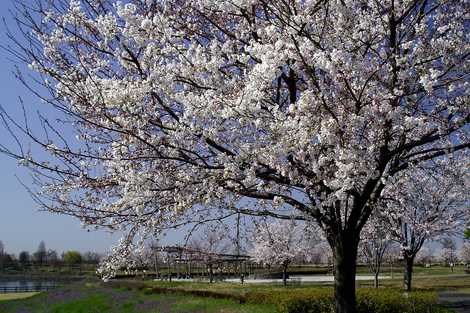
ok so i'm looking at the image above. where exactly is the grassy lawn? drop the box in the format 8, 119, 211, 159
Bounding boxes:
0, 266, 467, 313
140, 265, 470, 292
0, 293, 40, 301
0, 282, 278, 313
357, 274, 470, 290
286, 264, 466, 276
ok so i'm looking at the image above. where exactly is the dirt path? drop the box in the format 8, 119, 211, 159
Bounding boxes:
438, 291, 470, 313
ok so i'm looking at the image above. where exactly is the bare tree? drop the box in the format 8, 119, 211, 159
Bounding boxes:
82, 251, 101, 264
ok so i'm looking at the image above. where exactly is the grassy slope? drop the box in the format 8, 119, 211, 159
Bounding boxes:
0, 292, 40, 301
0, 282, 278, 313
0, 266, 467, 312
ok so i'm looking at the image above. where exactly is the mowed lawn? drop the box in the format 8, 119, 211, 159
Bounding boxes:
0, 293, 39, 301
0, 266, 468, 313
0, 282, 278, 313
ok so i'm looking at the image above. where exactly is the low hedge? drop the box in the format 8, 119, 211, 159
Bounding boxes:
245, 288, 450, 313
106, 281, 451, 313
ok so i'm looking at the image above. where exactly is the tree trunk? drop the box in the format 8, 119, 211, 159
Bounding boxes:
168, 261, 172, 282
332, 234, 359, 313
403, 256, 414, 292
209, 263, 214, 283
154, 255, 159, 279
374, 272, 379, 288
282, 264, 288, 286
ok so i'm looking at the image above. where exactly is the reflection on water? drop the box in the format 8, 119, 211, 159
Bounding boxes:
0, 281, 59, 292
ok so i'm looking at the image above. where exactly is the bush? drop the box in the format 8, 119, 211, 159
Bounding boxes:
244, 288, 447, 313
245, 289, 333, 313
107, 281, 451, 313
63, 251, 82, 265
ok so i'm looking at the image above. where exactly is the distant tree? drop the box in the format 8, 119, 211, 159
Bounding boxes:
415, 246, 435, 265
461, 242, 470, 264
359, 213, 391, 288
19, 251, 30, 266
250, 219, 312, 286
441, 238, 458, 271
47, 249, 59, 265
33, 241, 47, 265
307, 241, 331, 265
0, 254, 13, 270
0, 242, 14, 271
317, 241, 334, 267
381, 161, 468, 291
82, 251, 101, 264
0, 241, 5, 270
63, 251, 82, 266
383, 244, 401, 280
148, 240, 164, 278
189, 225, 230, 283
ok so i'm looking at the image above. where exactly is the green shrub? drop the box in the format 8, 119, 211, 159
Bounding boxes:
245, 288, 445, 313
108, 281, 451, 313
356, 289, 438, 313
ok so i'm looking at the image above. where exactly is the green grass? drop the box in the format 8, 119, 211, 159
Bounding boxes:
356, 274, 470, 290
0, 292, 40, 301
0, 265, 467, 313
0, 282, 278, 313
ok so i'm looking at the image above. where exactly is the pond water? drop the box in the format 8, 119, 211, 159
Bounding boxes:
0, 280, 59, 293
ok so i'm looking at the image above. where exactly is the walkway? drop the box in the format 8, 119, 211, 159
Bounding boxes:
438, 291, 470, 313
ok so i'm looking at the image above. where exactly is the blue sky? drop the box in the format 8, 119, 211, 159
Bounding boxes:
0, 1, 121, 255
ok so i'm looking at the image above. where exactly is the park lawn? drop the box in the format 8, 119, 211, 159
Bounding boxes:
356, 274, 470, 290
0, 292, 40, 301
143, 266, 470, 293
288, 264, 466, 276
0, 281, 278, 313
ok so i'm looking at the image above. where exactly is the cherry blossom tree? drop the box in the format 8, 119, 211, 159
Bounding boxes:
383, 243, 401, 279
440, 237, 458, 271
188, 225, 230, 283
415, 245, 435, 265
359, 213, 391, 288
460, 242, 470, 264
1, 1, 469, 312
380, 161, 468, 291
250, 219, 312, 286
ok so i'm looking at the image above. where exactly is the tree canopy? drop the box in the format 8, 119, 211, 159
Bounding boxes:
1, 1, 468, 312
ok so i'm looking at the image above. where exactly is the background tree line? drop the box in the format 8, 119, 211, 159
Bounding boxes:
0, 240, 103, 271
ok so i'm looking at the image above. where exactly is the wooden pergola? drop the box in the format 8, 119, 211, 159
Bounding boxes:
151, 245, 252, 283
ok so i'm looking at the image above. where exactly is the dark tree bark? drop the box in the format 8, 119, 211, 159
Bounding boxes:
282, 263, 288, 286
403, 256, 414, 292
374, 272, 379, 288
332, 233, 360, 313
